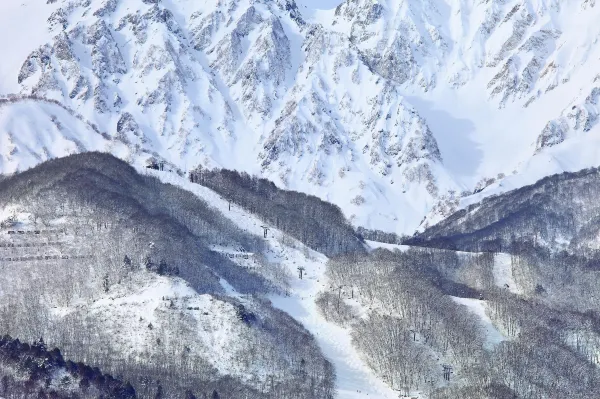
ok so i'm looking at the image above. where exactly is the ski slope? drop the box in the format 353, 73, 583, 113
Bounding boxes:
145, 168, 399, 399
365, 240, 410, 252
451, 297, 506, 349
493, 253, 521, 295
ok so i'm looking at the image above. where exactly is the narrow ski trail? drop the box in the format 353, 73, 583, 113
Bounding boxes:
147, 169, 398, 399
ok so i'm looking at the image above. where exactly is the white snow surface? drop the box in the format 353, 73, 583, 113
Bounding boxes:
146, 168, 399, 398
365, 239, 410, 252
0, 1, 58, 94
54, 274, 254, 380
451, 297, 506, 348
493, 253, 521, 294
3, 0, 600, 237
271, 293, 399, 399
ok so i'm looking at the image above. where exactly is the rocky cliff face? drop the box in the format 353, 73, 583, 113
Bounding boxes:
2, 0, 600, 234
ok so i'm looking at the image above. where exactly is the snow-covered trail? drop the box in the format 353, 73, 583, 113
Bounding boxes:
145, 169, 398, 399
451, 297, 506, 349
493, 253, 521, 294
271, 277, 399, 398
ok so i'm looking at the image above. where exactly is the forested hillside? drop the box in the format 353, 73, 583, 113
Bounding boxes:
0, 335, 135, 399
320, 247, 600, 398
311, 167, 600, 398
5, 0, 600, 397
5, 152, 600, 399
0, 153, 336, 399
189, 168, 365, 257
407, 167, 600, 256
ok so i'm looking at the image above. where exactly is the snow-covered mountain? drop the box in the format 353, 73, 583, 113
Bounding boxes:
2, 0, 600, 235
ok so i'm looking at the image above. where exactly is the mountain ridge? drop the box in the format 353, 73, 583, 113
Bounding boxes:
2, 0, 600, 235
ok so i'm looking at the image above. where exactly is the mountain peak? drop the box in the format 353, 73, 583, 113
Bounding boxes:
2, 0, 600, 235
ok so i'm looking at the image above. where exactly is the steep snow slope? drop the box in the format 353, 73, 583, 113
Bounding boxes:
0, 98, 131, 172
0, 1, 58, 94
146, 168, 399, 399
2, 0, 600, 235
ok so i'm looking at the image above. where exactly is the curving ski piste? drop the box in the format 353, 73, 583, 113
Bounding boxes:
144, 167, 399, 399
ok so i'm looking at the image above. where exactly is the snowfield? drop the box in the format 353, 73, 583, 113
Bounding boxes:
365, 240, 410, 252
87, 276, 253, 380
0, 1, 58, 94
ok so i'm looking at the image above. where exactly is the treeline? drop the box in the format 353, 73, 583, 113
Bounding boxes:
322, 249, 488, 396
356, 226, 407, 245
189, 167, 365, 257
0, 335, 135, 399
320, 247, 600, 398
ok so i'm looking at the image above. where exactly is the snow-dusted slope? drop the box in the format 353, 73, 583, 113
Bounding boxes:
146, 168, 399, 399
2, 0, 600, 235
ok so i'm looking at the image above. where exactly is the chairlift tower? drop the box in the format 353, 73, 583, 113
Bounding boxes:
260, 226, 269, 238
442, 364, 453, 381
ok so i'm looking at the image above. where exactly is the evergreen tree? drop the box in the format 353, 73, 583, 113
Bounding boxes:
155, 381, 163, 399
158, 259, 168, 275
79, 378, 90, 391
1, 375, 10, 394
184, 390, 197, 399
143, 256, 153, 271
120, 382, 136, 398
35, 337, 46, 352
